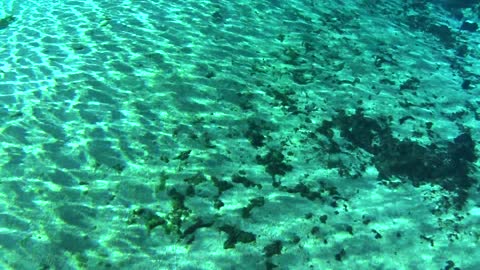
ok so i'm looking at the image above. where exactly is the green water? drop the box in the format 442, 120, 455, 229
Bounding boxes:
0, 0, 479, 269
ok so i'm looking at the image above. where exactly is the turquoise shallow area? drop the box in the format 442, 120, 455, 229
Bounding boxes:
0, 0, 479, 269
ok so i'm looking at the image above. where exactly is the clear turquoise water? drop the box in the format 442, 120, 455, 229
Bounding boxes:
0, 0, 479, 269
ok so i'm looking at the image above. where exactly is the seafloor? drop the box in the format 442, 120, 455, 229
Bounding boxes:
0, 0, 479, 269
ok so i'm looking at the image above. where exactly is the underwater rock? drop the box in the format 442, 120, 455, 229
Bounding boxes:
427, 24, 456, 47
460, 21, 478, 32
438, 0, 479, 9
0, 15, 15, 29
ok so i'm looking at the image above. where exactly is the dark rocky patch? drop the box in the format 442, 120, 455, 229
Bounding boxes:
0, 15, 15, 29
371, 229, 382, 239
270, 89, 297, 110
460, 21, 478, 32
440, 0, 479, 9
219, 225, 256, 249
427, 24, 457, 47
400, 77, 421, 91
211, 10, 225, 24
335, 108, 391, 155
130, 207, 166, 232
335, 248, 346, 261
374, 132, 476, 208
211, 176, 234, 194
241, 197, 265, 218
245, 119, 267, 148
320, 215, 328, 224
232, 174, 261, 188
165, 188, 192, 235
174, 150, 192, 161
461, 79, 471, 90
182, 218, 214, 238
256, 148, 293, 179
263, 240, 283, 257
399, 115, 415, 124
281, 182, 322, 201
316, 109, 477, 209
184, 172, 208, 185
